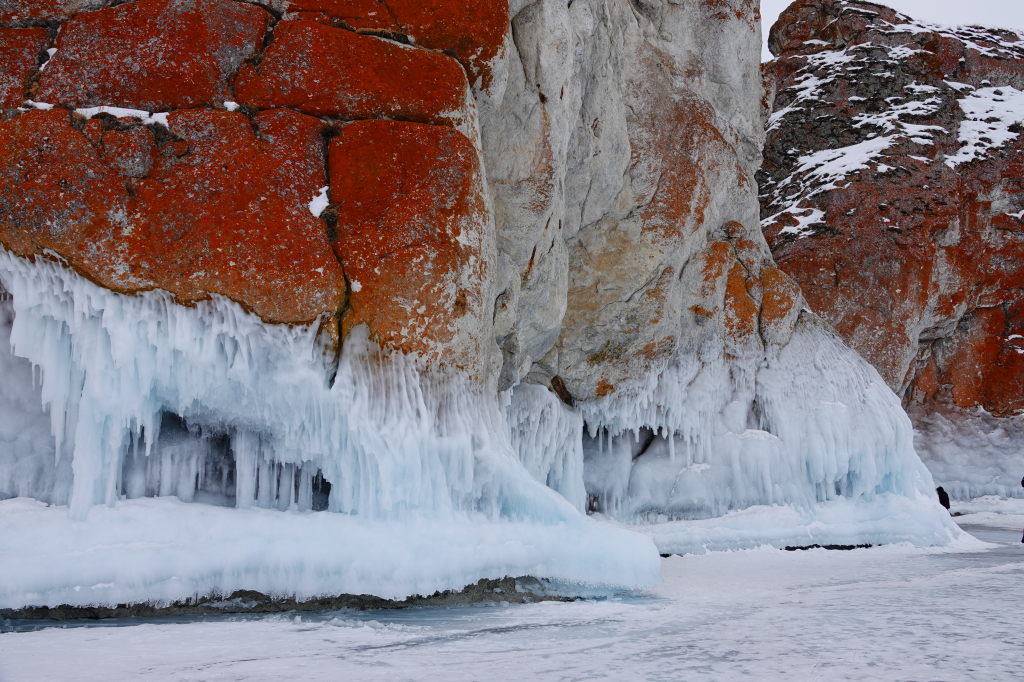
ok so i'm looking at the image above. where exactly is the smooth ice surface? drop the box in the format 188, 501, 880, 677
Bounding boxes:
3, 518, 1021, 682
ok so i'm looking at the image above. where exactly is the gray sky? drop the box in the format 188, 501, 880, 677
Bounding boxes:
761, 0, 1024, 60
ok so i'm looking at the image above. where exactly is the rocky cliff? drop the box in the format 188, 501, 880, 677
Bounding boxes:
0, 0, 954, 609
761, 0, 1024, 497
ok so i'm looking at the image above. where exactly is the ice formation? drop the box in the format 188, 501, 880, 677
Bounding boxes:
577, 316, 957, 550
0, 248, 961, 609
0, 251, 658, 608
913, 407, 1024, 500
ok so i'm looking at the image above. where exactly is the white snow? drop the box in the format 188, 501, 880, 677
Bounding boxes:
945, 86, 1024, 167
73, 106, 169, 125
776, 206, 825, 238
307, 186, 329, 218
793, 136, 894, 191
2, 518, 1020, 681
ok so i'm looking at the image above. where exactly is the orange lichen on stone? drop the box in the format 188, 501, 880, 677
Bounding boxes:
0, 108, 346, 325
758, 266, 800, 329
100, 125, 155, 179
723, 262, 758, 339
329, 120, 490, 369
35, 0, 271, 111
283, 0, 509, 87
0, 0, 113, 24
233, 20, 470, 127
595, 379, 615, 397
0, 28, 49, 109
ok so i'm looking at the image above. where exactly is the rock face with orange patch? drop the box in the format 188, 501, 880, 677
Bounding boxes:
329, 120, 493, 373
234, 20, 470, 128
35, 0, 270, 110
761, 0, 1024, 417
483, 0, 776, 400
0, 108, 345, 326
281, 0, 508, 88
0, 28, 48, 108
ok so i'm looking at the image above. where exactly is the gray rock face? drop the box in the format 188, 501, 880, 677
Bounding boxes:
479, 0, 783, 400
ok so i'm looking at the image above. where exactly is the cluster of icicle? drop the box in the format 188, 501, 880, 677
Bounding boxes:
0, 250, 582, 525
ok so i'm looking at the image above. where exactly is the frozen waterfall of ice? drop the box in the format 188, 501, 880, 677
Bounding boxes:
576, 315, 960, 554
0, 251, 658, 609
0, 249, 961, 609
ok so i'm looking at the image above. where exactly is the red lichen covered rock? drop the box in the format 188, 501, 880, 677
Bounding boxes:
0, 28, 48, 109
329, 120, 491, 371
234, 20, 470, 127
761, 0, 1024, 416
0, 1, 112, 24
0, 108, 345, 325
282, 0, 508, 87
35, 0, 270, 111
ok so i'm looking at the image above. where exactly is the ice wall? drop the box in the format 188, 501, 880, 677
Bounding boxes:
578, 315, 959, 552
0, 251, 658, 608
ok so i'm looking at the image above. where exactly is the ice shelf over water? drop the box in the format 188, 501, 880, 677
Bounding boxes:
0, 250, 960, 609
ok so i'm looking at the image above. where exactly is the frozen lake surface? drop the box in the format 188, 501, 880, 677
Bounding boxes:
2, 511, 1022, 682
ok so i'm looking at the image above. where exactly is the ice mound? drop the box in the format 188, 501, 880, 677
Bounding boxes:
0, 251, 658, 608
578, 317, 960, 552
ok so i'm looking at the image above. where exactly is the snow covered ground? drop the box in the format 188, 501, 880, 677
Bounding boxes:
3, 508, 1021, 682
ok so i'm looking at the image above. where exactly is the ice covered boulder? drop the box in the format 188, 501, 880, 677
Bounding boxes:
761, 0, 1024, 497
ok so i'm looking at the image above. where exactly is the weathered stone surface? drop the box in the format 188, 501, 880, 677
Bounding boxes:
282, 0, 508, 87
761, 0, 1024, 417
329, 120, 493, 373
0, 108, 345, 325
35, 0, 270, 111
478, 0, 779, 399
233, 19, 470, 127
0, 0, 112, 24
0, 27, 48, 108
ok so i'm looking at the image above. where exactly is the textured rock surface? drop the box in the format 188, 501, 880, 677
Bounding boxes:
330, 120, 494, 373
36, 0, 270, 110
0, 27, 48, 108
761, 0, 1024, 418
0, 107, 345, 325
233, 19, 472, 128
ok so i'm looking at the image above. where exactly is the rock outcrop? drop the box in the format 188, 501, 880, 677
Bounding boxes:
0, 0, 955, 600
761, 0, 1024, 496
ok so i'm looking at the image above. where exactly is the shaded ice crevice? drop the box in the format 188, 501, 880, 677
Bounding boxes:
0, 250, 659, 606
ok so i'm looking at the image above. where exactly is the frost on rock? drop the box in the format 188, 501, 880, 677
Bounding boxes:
577, 315, 958, 554
0, 251, 658, 608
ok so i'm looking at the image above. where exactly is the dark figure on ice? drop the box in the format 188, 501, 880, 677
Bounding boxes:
936, 486, 950, 511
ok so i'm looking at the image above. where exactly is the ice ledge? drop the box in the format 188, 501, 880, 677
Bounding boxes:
0, 497, 659, 610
